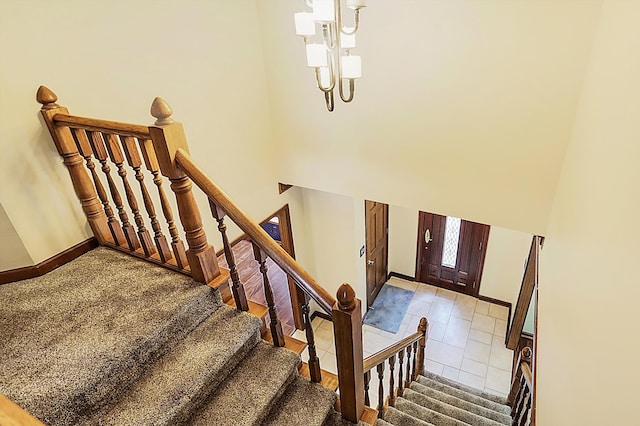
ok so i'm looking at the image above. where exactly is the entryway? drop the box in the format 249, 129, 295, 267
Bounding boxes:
415, 211, 490, 297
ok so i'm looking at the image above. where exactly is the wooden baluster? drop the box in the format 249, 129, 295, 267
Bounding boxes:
512, 376, 527, 419
519, 393, 532, 426
364, 371, 371, 406
210, 200, 248, 311
388, 355, 396, 407
120, 135, 161, 257
138, 138, 186, 267
70, 128, 125, 245
149, 97, 221, 284
87, 130, 139, 250
252, 243, 285, 347
37, 86, 111, 245
416, 317, 428, 380
412, 341, 418, 381
332, 284, 365, 424
301, 296, 322, 382
376, 363, 385, 418
397, 349, 405, 397
405, 345, 412, 385
104, 133, 150, 254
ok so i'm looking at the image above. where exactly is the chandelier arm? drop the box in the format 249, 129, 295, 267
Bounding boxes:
339, 78, 355, 103
314, 54, 336, 92
340, 9, 360, 35
324, 90, 335, 112
322, 23, 337, 50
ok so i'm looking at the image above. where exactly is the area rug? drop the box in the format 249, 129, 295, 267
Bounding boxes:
363, 284, 415, 333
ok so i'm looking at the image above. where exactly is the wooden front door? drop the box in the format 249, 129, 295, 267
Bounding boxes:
365, 200, 389, 308
416, 211, 489, 296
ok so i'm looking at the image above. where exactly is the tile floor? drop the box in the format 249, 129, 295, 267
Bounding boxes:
294, 276, 513, 402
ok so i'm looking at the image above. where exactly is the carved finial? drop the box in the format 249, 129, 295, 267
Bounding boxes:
337, 283, 356, 311
150, 97, 174, 125
36, 86, 59, 109
418, 317, 428, 334
522, 346, 532, 360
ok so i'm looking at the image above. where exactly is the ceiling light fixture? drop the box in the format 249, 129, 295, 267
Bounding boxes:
294, 0, 367, 112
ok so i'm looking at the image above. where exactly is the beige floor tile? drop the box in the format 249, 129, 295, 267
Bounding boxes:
320, 350, 338, 375
483, 387, 508, 399
311, 316, 325, 330
387, 277, 419, 291
468, 329, 493, 345
475, 300, 490, 315
488, 304, 509, 320
471, 312, 496, 334
463, 339, 491, 364
426, 321, 447, 342
460, 357, 488, 378
458, 370, 486, 390
489, 343, 513, 372
407, 298, 432, 317
412, 289, 436, 304
442, 317, 471, 349
428, 297, 454, 323
442, 366, 460, 381
451, 295, 477, 321
425, 340, 464, 369
494, 319, 507, 337
363, 332, 396, 355
485, 366, 512, 394
424, 359, 445, 376
363, 324, 382, 335
436, 287, 458, 300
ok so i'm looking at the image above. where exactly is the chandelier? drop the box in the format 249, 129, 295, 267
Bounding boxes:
294, 0, 367, 112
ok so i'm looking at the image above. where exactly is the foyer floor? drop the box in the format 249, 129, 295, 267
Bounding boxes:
294, 276, 513, 399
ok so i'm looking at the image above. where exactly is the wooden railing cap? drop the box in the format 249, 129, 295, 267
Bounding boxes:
150, 97, 175, 126
337, 283, 356, 311
418, 317, 428, 333
36, 86, 59, 109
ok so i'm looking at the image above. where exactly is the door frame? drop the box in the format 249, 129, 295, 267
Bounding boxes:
415, 211, 490, 297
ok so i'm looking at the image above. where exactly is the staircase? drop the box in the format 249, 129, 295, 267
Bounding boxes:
0, 248, 340, 425
378, 371, 511, 426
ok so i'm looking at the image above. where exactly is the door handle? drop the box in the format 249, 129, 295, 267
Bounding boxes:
367, 260, 375, 265
425, 229, 433, 244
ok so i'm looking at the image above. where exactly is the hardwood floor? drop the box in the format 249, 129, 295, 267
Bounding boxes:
217, 239, 296, 335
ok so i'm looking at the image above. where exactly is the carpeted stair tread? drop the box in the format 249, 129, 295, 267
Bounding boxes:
264, 376, 336, 425
393, 398, 468, 426
421, 370, 507, 405
187, 341, 301, 426
375, 420, 395, 426
402, 388, 507, 426
80, 304, 262, 425
0, 247, 221, 425
323, 411, 370, 426
384, 406, 435, 426
415, 376, 510, 415
408, 382, 511, 424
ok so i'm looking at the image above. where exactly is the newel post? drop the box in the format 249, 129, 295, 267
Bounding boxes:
148, 97, 220, 284
414, 317, 429, 380
332, 283, 365, 423
36, 86, 112, 245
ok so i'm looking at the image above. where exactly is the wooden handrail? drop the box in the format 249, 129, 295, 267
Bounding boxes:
53, 114, 151, 139
0, 394, 44, 426
363, 332, 422, 372
174, 148, 337, 313
521, 362, 533, 392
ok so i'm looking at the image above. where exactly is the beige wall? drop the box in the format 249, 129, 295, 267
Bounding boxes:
257, 0, 602, 236
538, 1, 640, 423
0, 203, 32, 270
0, 0, 289, 263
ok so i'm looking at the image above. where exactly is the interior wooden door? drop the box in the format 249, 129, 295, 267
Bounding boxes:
365, 200, 388, 308
416, 211, 489, 296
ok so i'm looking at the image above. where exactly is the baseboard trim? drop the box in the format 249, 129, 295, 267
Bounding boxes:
310, 311, 332, 323
0, 238, 98, 285
388, 271, 416, 282
478, 294, 511, 308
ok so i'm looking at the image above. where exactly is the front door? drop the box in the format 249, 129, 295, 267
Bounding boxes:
416, 211, 489, 296
365, 200, 388, 308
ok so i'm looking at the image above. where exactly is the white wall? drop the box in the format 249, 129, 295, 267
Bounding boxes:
538, 1, 640, 423
0, 203, 32, 270
0, 0, 286, 264
388, 204, 419, 277
480, 226, 532, 307
257, 0, 602, 236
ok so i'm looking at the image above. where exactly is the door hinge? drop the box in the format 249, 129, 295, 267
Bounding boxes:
479, 241, 483, 250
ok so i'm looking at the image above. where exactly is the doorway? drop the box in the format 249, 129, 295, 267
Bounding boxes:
365, 200, 389, 308
415, 211, 490, 297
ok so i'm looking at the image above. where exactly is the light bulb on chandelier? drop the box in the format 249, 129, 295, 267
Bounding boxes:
294, 0, 367, 111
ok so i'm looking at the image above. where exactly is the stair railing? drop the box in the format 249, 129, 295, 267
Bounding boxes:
362, 318, 428, 418
508, 347, 533, 426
